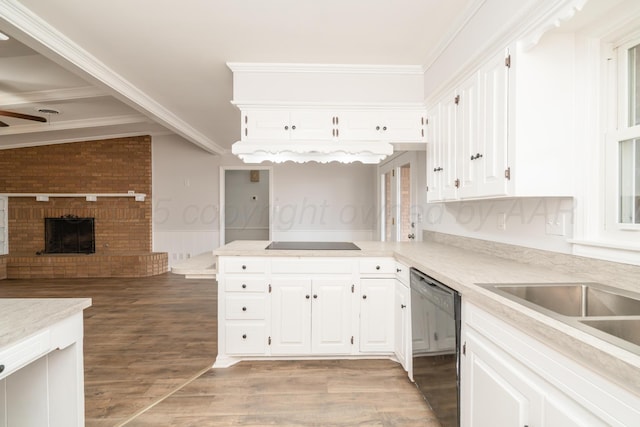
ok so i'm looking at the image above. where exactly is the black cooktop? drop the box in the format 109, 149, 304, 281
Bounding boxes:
265, 241, 361, 250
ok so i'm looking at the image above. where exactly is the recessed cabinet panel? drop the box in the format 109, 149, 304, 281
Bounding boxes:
360, 278, 395, 352
289, 110, 336, 140
311, 279, 353, 354
243, 110, 290, 140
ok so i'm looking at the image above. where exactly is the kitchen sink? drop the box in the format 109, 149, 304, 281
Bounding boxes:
479, 282, 640, 354
579, 318, 640, 347
491, 283, 640, 317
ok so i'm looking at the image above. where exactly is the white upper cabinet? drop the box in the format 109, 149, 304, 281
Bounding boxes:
242, 109, 336, 141
427, 35, 576, 202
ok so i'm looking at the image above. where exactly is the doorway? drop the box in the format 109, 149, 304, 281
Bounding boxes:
220, 167, 273, 245
379, 152, 418, 242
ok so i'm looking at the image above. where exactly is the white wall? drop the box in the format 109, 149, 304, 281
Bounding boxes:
152, 135, 378, 265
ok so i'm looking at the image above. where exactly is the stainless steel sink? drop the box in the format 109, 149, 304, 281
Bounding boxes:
579, 318, 640, 347
478, 282, 640, 354
492, 283, 640, 317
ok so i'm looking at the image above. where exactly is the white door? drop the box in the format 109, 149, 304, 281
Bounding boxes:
384, 111, 425, 142
311, 278, 353, 354
270, 278, 311, 354
441, 92, 459, 201
458, 72, 481, 199
0, 196, 7, 255
426, 103, 443, 202
359, 278, 395, 352
379, 152, 418, 241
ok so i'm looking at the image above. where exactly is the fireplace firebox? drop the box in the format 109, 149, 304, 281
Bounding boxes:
45, 216, 96, 254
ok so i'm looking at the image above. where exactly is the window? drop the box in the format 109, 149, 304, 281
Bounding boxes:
614, 39, 640, 227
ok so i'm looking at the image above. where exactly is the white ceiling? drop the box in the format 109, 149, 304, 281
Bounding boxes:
1, 0, 476, 152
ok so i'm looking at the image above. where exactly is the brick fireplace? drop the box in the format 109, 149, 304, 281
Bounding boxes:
0, 136, 167, 279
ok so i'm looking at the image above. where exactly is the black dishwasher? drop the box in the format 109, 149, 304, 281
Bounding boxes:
410, 267, 461, 427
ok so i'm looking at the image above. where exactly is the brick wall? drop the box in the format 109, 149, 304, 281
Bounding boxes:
0, 136, 152, 255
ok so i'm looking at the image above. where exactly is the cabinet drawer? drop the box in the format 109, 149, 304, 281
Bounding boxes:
225, 295, 267, 320
225, 277, 268, 293
225, 322, 267, 355
0, 329, 51, 380
224, 258, 267, 274
395, 262, 410, 286
359, 258, 396, 275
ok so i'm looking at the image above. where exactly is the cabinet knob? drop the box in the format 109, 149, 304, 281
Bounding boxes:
242, 307, 247, 311
242, 334, 247, 339
284, 125, 289, 130
401, 304, 406, 308
396, 268, 401, 272
470, 154, 475, 160
362, 295, 367, 299
241, 265, 247, 270
313, 294, 318, 299
306, 295, 310, 299
477, 153, 483, 158
0, 364, 4, 374
382, 126, 387, 131
292, 125, 296, 130
376, 125, 380, 131
375, 265, 380, 270
241, 284, 247, 289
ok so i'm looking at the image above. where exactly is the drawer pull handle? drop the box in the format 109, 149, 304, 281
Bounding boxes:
242, 334, 247, 339
242, 307, 247, 311
241, 265, 247, 270
242, 284, 247, 289
0, 364, 4, 374
376, 265, 380, 270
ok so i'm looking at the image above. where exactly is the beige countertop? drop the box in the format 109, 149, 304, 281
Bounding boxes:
0, 298, 92, 349
215, 239, 640, 396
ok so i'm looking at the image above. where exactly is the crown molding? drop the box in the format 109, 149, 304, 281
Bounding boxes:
0, 0, 226, 155
227, 62, 424, 75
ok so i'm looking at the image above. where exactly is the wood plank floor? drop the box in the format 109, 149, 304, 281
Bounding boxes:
0, 273, 439, 426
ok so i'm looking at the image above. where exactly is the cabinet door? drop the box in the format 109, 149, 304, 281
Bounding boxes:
243, 110, 290, 140
290, 110, 335, 140
311, 279, 353, 354
360, 279, 395, 352
270, 278, 311, 354
383, 111, 425, 142
441, 93, 459, 201
394, 281, 410, 370
426, 104, 443, 202
462, 330, 535, 427
337, 111, 381, 140
458, 72, 481, 199
0, 196, 6, 255
476, 50, 509, 197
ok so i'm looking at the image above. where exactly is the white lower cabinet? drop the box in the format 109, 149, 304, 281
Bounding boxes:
270, 277, 353, 355
216, 256, 409, 373
462, 302, 640, 427
359, 278, 395, 352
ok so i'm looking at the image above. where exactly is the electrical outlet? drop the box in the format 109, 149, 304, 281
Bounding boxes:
546, 213, 566, 236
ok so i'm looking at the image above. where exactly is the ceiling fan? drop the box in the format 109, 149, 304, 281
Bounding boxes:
0, 109, 47, 127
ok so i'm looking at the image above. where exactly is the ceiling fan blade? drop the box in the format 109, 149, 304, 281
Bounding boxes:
0, 120, 8, 127
0, 110, 47, 123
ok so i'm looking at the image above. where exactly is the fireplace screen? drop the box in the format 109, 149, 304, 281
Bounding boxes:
45, 217, 95, 254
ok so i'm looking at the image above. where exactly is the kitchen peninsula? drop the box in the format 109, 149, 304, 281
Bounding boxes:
214, 237, 640, 426
0, 298, 91, 426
